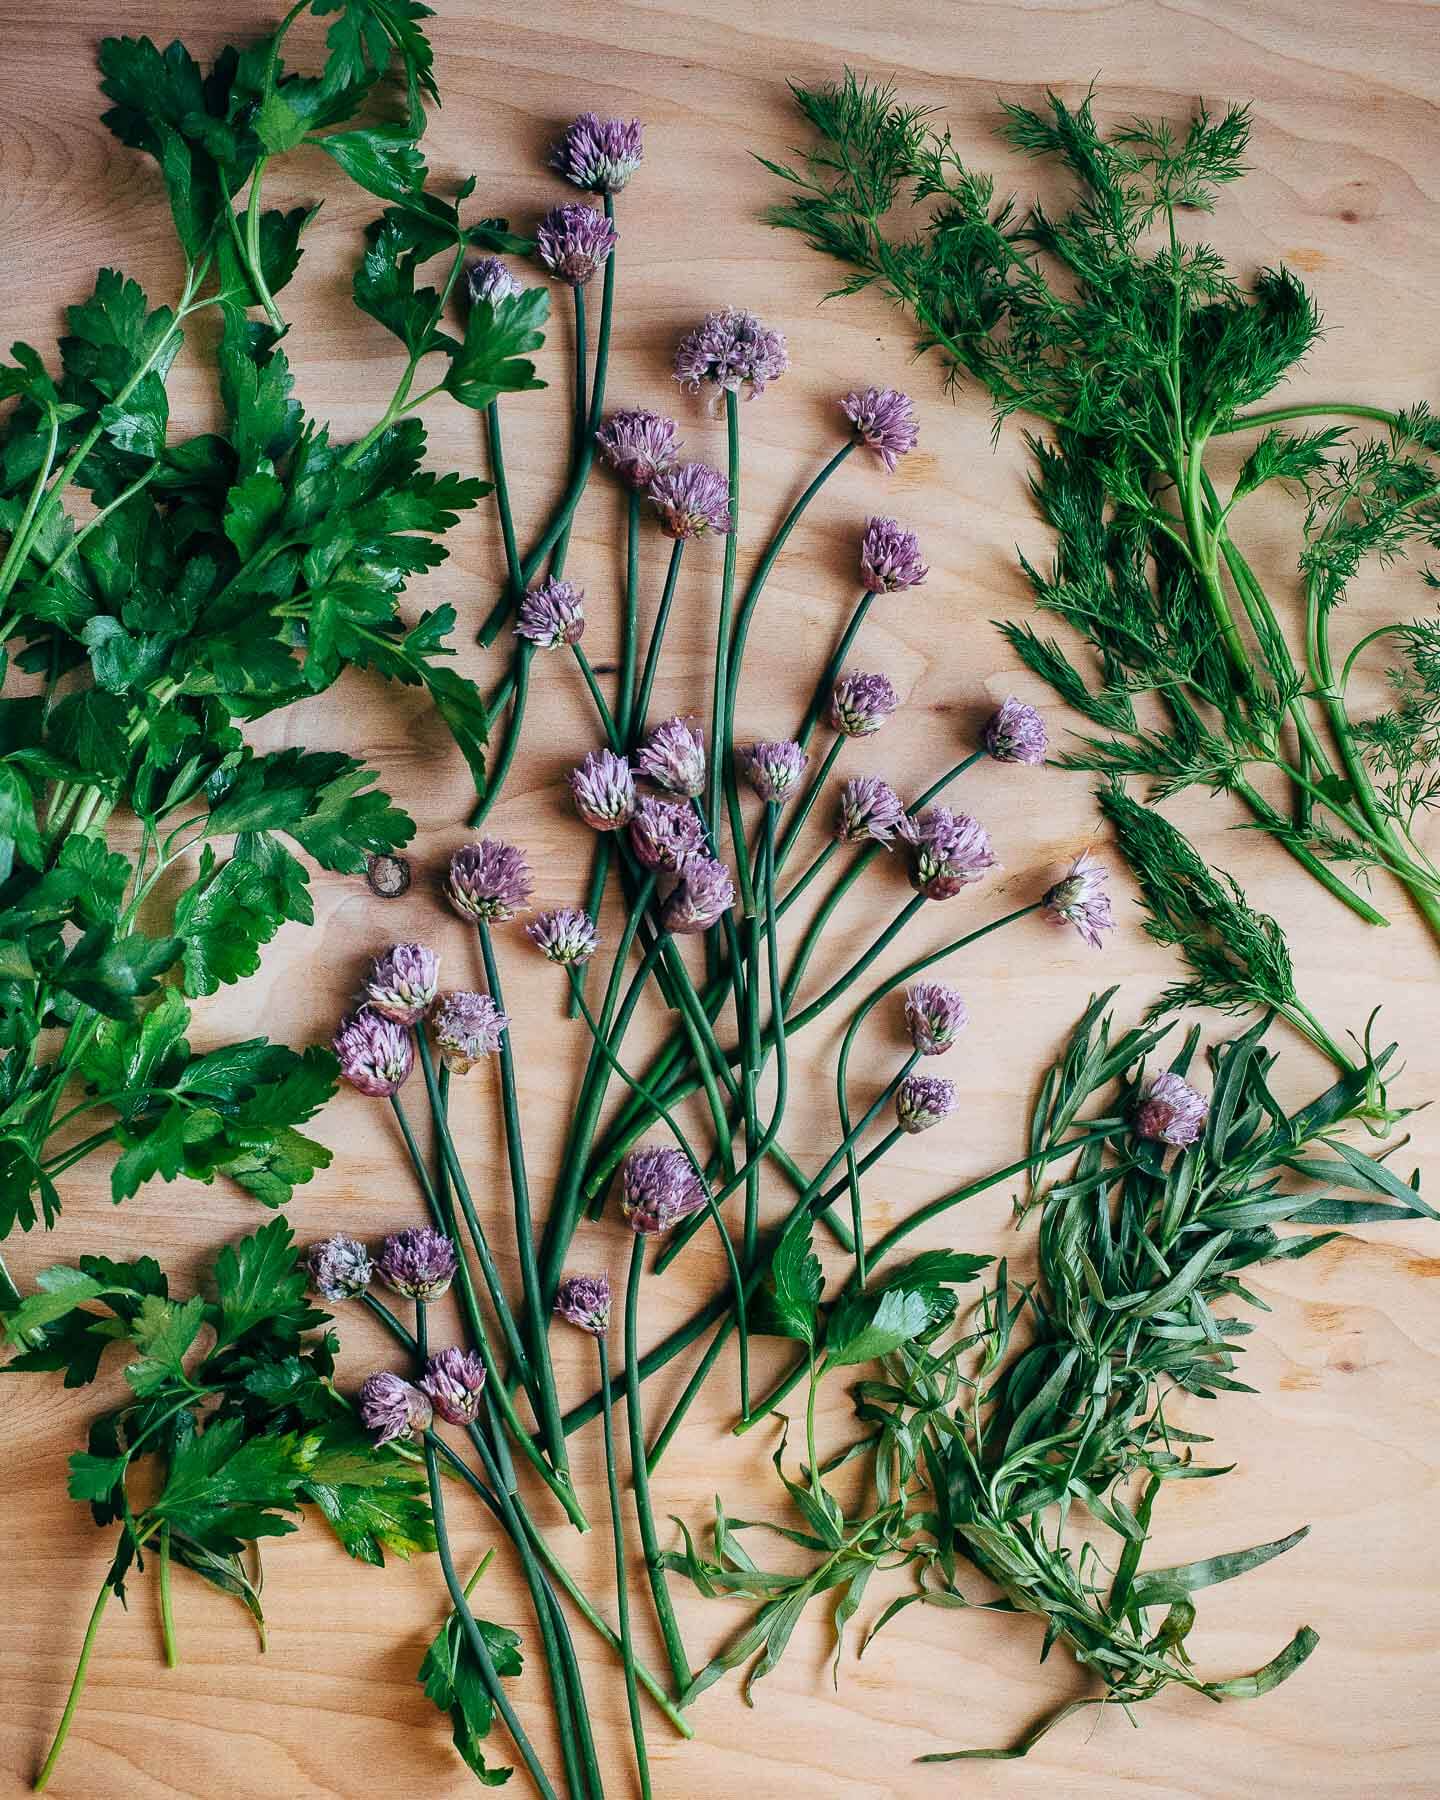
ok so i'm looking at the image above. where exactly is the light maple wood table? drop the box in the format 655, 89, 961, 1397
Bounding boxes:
3, 3, 1439, 1795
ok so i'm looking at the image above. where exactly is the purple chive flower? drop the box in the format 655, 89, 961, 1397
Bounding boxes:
359, 1371, 433, 1446
595, 407, 681, 489
739, 739, 808, 804
1136, 1071, 1209, 1148
377, 1227, 459, 1301
840, 387, 919, 472
528, 907, 600, 966
903, 982, 969, 1057
673, 307, 789, 399
646, 461, 732, 539
895, 1072, 958, 1134
660, 856, 735, 934
829, 671, 900, 738
432, 991, 509, 1075
448, 840, 534, 923
629, 794, 706, 870
467, 257, 526, 305
550, 113, 644, 193
898, 807, 998, 900
306, 1234, 373, 1302
620, 1146, 709, 1235
984, 697, 1048, 766
860, 516, 928, 593
1043, 854, 1115, 951
535, 202, 617, 286
516, 578, 586, 648
333, 1007, 414, 1097
363, 942, 439, 1026
570, 748, 637, 831
634, 715, 706, 797
419, 1346, 488, 1426
554, 1272, 612, 1335
834, 776, 904, 844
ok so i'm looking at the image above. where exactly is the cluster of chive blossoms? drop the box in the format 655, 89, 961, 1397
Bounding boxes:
565, 725, 737, 936
333, 940, 511, 1095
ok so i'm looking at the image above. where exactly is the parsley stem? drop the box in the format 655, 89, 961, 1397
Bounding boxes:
157, 1521, 178, 1669
632, 539, 685, 738
477, 922, 572, 1485
242, 155, 287, 338
600, 1339, 652, 1798
421, 1434, 560, 1800
709, 392, 742, 888
33, 1579, 112, 1792
625, 1234, 692, 1693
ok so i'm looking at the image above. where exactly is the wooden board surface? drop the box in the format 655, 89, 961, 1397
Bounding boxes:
3, 2, 1440, 1794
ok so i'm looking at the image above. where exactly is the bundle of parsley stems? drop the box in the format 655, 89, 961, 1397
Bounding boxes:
761, 75, 1440, 950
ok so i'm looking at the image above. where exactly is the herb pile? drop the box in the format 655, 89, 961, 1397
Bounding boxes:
2, 1217, 434, 1790
666, 992, 1433, 1759
762, 77, 1440, 947
5, 20, 1435, 1797
0, 0, 552, 1309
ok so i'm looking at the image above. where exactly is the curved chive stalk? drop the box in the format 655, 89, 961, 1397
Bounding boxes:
470, 641, 535, 829
708, 390, 742, 875
625, 1232, 692, 1694
719, 439, 857, 910
476, 921, 572, 1484
600, 1336, 652, 1798
386, 1087, 588, 1531
566, 965, 750, 1412
421, 1431, 560, 1800
632, 539, 685, 739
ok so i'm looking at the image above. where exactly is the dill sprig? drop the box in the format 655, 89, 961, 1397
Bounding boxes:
764, 75, 1440, 947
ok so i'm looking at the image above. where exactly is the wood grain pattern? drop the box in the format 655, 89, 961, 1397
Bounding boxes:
3, 2, 1440, 1794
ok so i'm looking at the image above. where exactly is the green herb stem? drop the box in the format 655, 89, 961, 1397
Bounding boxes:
600, 1341, 651, 1798
619, 490, 642, 739
476, 923, 572, 1485
624, 1234, 692, 1693
421, 1435, 560, 1800
469, 640, 534, 828
796, 589, 874, 749
157, 1520, 178, 1670
632, 539, 685, 739
33, 1580, 112, 1792
774, 733, 844, 874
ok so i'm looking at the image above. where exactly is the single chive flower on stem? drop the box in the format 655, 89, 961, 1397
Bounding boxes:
516, 576, 587, 647
551, 113, 644, 193
377, 1227, 458, 1302
359, 1370, 433, 1445
570, 747, 637, 830
334, 1006, 414, 1096
555, 1271, 652, 1798
596, 408, 680, 489
419, 1346, 488, 1426
448, 839, 535, 923
984, 696, 1048, 765
776, 677, 898, 874
629, 794, 706, 869
660, 856, 736, 934
1043, 854, 1116, 949
894, 1071, 958, 1134
646, 461, 732, 539
528, 906, 600, 967
432, 990, 509, 1075
635, 716, 706, 798
897, 806, 999, 899
305, 1233, 373, 1301
673, 307, 790, 400
363, 942, 440, 1025
738, 739, 807, 804
1135, 1070, 1209, 1147
467, 257, 527, 305
536, 202, 617, 287
840, 386, 919, 471
904, 982, 969, 1055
